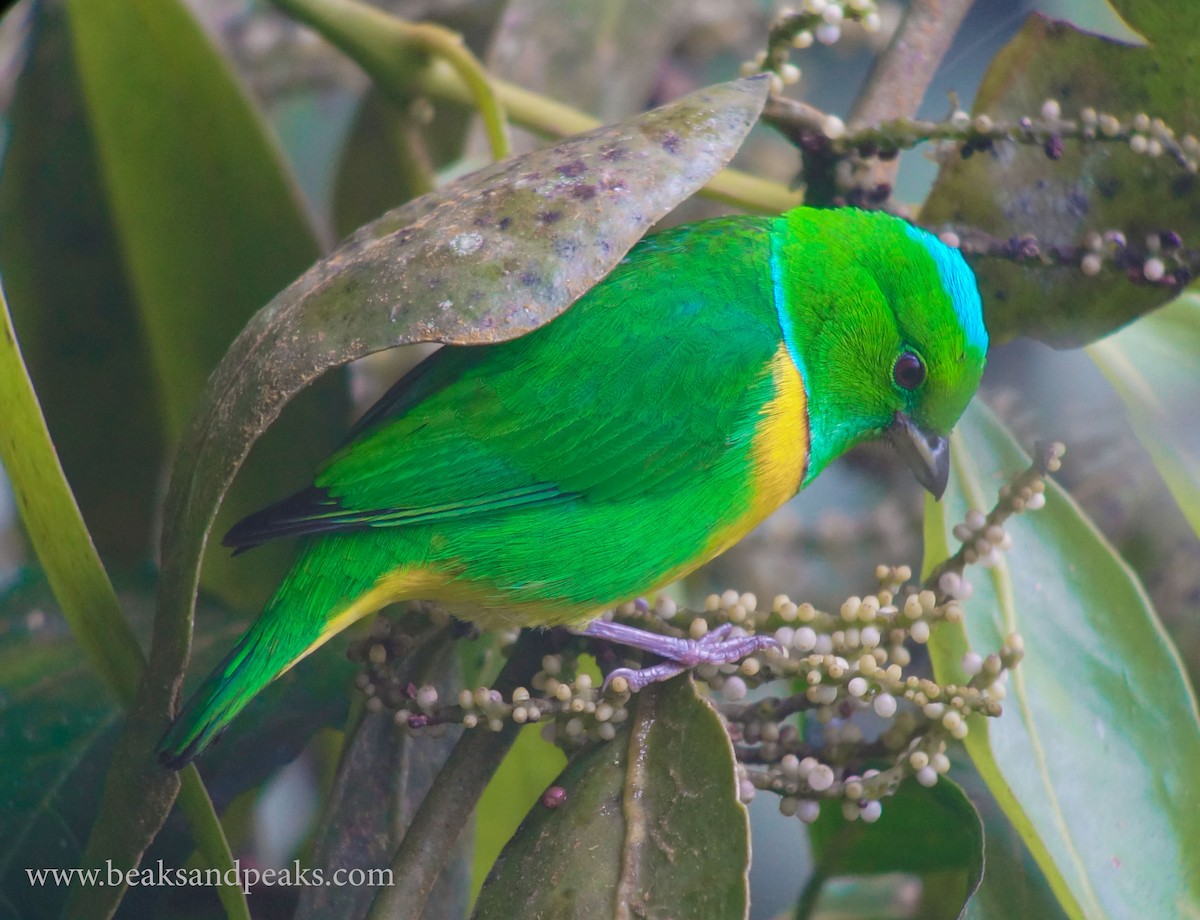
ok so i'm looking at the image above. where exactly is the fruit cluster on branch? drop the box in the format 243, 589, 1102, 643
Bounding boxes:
349, 445, 1066, 825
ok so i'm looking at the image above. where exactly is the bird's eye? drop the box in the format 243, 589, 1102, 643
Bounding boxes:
893, 351, 926, 390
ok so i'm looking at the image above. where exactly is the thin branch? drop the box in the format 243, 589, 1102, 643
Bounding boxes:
848, 0, 975, 187
387, 21, 511, 161
767, 99, 1199, 173
273, 0, 802, 214
924, 442, 1064, 602
417, 62, 803, 213
948, 226, 1195, 290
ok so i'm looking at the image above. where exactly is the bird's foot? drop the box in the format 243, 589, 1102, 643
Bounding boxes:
580, 618, 781, 692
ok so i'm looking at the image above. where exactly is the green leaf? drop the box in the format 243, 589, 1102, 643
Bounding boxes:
800, 777, 983, 920
472, 675, 749, 920
922, 9, 1199, 347
951, 760, 1068, 920
471, 724, 567, 901
924, 401, 1200, 919
0, 2, 162, 570
1087, 290, 1200, 538
64, 0, 347, 607
1042, 0, 1145, 45
65, 0, 319, 439
0, 573, 131, 920
0, 273, 144, 712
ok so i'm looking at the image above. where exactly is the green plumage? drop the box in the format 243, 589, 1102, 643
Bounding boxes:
159, 207, 987, 767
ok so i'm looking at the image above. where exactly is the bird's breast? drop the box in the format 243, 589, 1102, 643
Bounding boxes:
748, 343, 811, 516
699, 344, 810, 561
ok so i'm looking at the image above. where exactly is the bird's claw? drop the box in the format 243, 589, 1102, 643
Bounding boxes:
580, 617, 781, 693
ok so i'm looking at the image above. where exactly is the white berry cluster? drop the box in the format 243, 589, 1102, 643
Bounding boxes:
708, 572, 1020, 824
741, 1, 884, 94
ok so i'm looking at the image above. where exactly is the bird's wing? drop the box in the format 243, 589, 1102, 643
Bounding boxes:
224, 220, 782, 550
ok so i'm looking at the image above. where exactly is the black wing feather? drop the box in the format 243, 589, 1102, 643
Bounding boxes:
223, 486, 352, 553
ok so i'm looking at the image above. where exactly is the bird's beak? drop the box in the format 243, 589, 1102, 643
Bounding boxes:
887, 411, 950, 500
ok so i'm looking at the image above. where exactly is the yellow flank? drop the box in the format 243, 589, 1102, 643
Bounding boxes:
309, 566, 592, 637
295, 569, 450, 663
700, 343, 810, 561
750, 344, 811, 515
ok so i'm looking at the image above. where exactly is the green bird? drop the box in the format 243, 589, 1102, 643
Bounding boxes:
158, 206, 987, 768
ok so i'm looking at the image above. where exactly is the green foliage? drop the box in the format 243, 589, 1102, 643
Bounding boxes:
0, 572, 352, 920
955, 758, 1068, 920
472, 675, 749, 919
65, 0, 348, 609
296, 626, 468, 920
0, 0, 161, 569
0, 574, 133, 920
1089, 291, 1200, 536
800, 777, 983, 919
471, 724, 566, 902
926, 402, 1200, 918
0, 1, 1197, 919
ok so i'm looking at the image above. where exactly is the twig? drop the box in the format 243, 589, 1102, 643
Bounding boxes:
274, 0, 802, 214
766, 99, 1199, 174
848, 0, 975, 188
851, 0, 975, 126
924, 442, 1064, 602
948, 226, 1195, 290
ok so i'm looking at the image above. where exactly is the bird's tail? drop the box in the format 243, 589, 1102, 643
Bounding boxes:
157, 537, 397, 768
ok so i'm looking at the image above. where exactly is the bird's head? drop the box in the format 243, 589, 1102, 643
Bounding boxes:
774, 207, 988, 499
